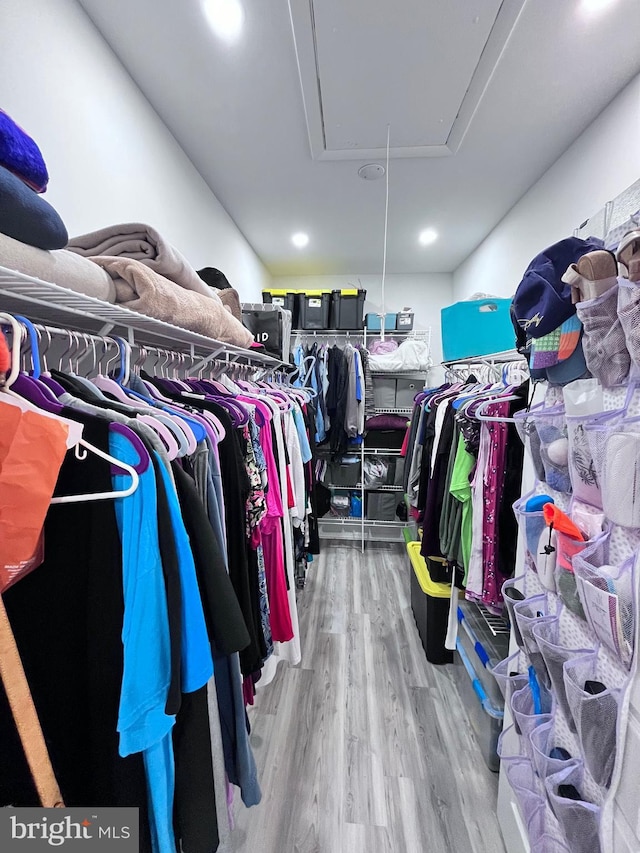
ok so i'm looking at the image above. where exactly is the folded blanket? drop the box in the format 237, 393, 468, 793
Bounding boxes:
90, 255, 254, 347
0, 165, 67, 249
68, 223, 220, 301
0, 231, 115, 302
0, 110, 48, 193
218, 288, 242, 321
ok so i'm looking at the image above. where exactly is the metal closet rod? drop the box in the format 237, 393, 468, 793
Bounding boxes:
6, 321, 276, 382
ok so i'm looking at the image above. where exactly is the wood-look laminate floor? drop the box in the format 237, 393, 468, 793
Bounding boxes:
231, 543, 506, 853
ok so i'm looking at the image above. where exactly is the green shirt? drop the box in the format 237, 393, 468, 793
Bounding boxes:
449, 433, 475, 586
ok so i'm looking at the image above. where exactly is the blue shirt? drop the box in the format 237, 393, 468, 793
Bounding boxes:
110, 432, 176, 853
154, 453, 214, 693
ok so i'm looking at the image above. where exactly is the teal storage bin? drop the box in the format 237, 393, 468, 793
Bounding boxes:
441, 298, 514, 361
366, 312, 397, 331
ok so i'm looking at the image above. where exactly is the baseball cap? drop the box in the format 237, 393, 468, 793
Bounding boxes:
512, 237, 604, 339
530, 315, 581, 371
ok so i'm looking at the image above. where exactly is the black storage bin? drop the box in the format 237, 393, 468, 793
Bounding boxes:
330, 289, 366, 330
262, 290, 299, 327
299, 292, 331, 330
408, 543, 453, 665
365, 429, 406, 449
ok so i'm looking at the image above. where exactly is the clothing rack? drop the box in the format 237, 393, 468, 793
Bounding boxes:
442, 349, 528, 384
9, 321, 283, 385
0, 266, 288, 370
293, 326, 431, 352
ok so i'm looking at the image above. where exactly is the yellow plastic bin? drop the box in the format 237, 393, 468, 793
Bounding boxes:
407, 542, 452, 665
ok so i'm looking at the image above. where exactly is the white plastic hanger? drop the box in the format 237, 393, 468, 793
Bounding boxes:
0, 313, 139, 504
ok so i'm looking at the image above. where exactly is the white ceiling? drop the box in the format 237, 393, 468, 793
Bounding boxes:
78, 0, 640, 276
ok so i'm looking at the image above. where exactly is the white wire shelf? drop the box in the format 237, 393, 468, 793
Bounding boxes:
319, 517, 405, 526
0, 266, 287, 369
323, 483, 405, 493
363, 447, 404, 456
370, 370, 429, 377
373, 407, 412, 415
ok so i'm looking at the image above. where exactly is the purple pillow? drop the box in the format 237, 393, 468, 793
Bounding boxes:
365, 414, 409, 430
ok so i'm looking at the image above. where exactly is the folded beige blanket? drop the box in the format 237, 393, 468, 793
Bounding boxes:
0, 231, 116, 302
67, 222, 219, 302
90, 255, 254, 348
218, 288, 242, 321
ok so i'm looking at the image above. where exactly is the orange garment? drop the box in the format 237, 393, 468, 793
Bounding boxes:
0, 399, 69, 591
543, 503, 586, 573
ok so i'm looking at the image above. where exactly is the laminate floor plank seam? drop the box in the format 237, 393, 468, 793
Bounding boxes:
231, 543, 506, 853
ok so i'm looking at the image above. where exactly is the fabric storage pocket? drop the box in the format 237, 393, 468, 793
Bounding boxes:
553, 528, 587, 619
617, 278, 640, 371
535, 835, 571, 853
490, 648, 530, 706
513, 595, 558, 689
532, 618, 593, 730
566, 415, 602, 507
513, 494, 557, 591
563, 652, 620, 788
529, 717, 582, 781
545, 764, 602, 853
510, 684, 552, 756
516, 405, 571, 494
573, 532, 635, 668
599, 419, 640, 528
502, 752, 548, 843
501, 574, 526, 647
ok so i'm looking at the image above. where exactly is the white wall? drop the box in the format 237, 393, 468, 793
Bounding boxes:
453, 72, 640, 301
272, 272, 453, 376
0, 0, 270, 301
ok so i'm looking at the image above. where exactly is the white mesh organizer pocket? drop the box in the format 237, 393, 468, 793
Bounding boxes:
510, 684, 553, 758
502, 752, 548, 843
545, 764, 602, 853
490, 648, 530, 706
532, 619, 593, 731
513, 495, 557, 591
529, 716, 582, 781
573, 532, 635, 668
553, 529, 587, 620
599, 419, 640, 528
516, 405, 572, 495
513, 595, 558, 689
563, 652, 620, 788
566, 415, 602, 507
502, 574, 528, 645
535, 835, 571, 853
617, 278, 640, 371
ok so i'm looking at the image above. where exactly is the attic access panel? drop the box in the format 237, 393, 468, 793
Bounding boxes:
289, 0, 525, 160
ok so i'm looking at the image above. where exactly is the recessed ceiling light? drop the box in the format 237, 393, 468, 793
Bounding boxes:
203, 0, 244, 42
418, 228, 438, 246
291, 232, 309, 249
580, 0, 618, 15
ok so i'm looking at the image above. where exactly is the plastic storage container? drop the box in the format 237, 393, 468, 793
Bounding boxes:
407, 541, 452, 665
397, 311, 414, 331
453, 640, 503, 770
456, 601, 509, 711
298, 291, 331, 330
366, 312, 397, 331
262, 289, 299, 328
330, 289, 366, 330
441, 298, 514, 361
